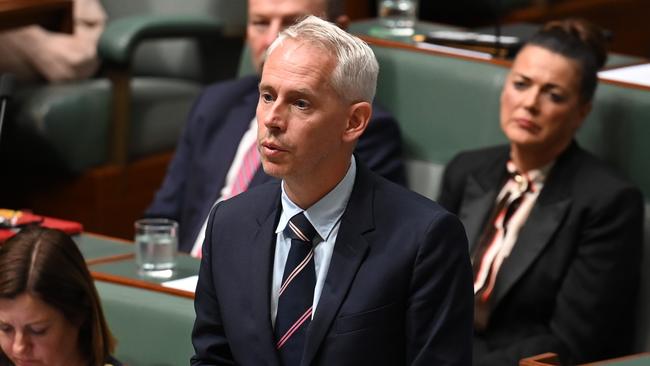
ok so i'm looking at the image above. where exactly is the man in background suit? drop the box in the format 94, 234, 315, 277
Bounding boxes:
145, 0, 405, 256
191, 16, 473, 366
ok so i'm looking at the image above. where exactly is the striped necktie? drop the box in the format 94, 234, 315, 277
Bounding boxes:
194, 141, 259, 258
275, 212, 318, 366
227, 141, 260, 199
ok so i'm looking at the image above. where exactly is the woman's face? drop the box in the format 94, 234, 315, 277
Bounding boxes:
0, 293, 84, 366
500, 45, 591, 158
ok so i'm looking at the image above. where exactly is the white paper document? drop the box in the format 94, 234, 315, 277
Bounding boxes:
162, 275, 199, 293
599, 63, 650, 87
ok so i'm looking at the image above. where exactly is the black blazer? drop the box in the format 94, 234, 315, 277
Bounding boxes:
191, 162, 474, 365
145, 75, 406, 251
438, 142, 644, 365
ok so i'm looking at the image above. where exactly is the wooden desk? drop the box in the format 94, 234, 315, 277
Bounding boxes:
349, 19, 647, 77
0, 0, 73, 33
75, 232, 135, 265
75, 232, 198, 298
89, 255, 199, 299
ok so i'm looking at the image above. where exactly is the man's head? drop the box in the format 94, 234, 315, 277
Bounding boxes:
256, 16, 377, 206
247, 0, 346, 73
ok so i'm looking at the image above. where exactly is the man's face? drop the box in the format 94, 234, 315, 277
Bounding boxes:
247, 0, 327, 72
257, 39, 351, 185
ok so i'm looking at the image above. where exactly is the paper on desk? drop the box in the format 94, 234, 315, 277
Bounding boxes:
162, 275, 198, 293
599, 63, 650, 87
414, 41, 493, 60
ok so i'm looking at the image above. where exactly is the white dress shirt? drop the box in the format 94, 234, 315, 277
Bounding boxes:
270, 157, 357, 325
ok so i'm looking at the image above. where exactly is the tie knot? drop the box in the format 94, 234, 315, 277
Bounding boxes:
284, 212, 317, 243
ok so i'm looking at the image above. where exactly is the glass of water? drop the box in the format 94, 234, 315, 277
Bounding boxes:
377, 0, 419, 36
134, 218, 178, 277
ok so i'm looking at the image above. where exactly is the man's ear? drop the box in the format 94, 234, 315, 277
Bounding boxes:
343, 101, 371, 143
335, 15, 350, 30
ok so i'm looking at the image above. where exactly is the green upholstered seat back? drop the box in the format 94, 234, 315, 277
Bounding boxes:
100, 0, 246, 81
97, 281, 195, 366
369, 43, 650, 199
372, 46, 507, 165
240, 41, 650, 200
578, 83, 650, 197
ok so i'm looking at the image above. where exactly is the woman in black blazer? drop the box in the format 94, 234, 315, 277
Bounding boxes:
439, 19, 644, 365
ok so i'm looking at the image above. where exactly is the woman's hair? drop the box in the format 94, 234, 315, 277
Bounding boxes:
0, 226, 115, 366
525, 18, 608, 103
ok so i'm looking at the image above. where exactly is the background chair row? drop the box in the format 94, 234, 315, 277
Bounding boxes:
1, 0, 247, 238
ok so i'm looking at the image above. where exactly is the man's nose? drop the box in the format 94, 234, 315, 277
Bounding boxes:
262, 20, 283, 50
262, 101, 287, 131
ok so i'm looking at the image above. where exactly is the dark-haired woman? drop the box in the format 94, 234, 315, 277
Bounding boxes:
0, 227, 121, 366
438, 19, 643, 365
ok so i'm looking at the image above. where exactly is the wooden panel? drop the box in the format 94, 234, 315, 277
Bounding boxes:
11, 151, 174, 241
504, 0, 650, 58
345, 0, 372, 20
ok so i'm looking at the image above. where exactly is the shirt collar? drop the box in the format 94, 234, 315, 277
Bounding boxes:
506, 160, 554, 193
276, 157, 357, 241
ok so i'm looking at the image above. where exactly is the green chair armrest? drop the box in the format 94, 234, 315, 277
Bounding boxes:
99, 14, 222, 65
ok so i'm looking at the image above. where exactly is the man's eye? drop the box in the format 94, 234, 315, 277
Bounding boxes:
294, 100, 309, 109
0, 325, 13, 333
250, 20, 269, 29
261, 93, 274, 103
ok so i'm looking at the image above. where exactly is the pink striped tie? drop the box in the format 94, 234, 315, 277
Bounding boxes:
196, 142, 260, 258
227, 141, 260, 199
275, 212, 317, 365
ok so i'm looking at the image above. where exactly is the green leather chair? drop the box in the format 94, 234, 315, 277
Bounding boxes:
9, 0, 246, 173
2, 0, 247, 238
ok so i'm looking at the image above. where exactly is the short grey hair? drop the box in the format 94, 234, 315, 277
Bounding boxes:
266, 15, 379, 103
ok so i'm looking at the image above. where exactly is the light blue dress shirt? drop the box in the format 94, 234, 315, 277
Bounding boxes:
270, 157, 357, 325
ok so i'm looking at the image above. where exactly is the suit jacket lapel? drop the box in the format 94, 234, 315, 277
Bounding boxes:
491, 143, 579, 307
302, 164, 375, 365
460, 176, 499, 254
458, 149, 509, 253
247, 186, 282, 365
491, 197, 571, 306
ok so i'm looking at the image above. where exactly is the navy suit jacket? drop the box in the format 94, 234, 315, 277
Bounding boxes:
438, 142, 644, 365
146, 75, 406, 252
191, 162, 473, 366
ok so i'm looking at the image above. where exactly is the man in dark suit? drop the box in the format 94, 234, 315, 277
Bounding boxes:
145, 0, 405, 255
191, 16, 473, 366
